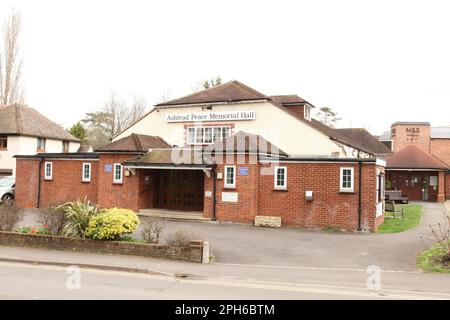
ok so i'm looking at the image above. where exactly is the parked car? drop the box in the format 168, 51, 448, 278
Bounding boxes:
0, 176, 15, 205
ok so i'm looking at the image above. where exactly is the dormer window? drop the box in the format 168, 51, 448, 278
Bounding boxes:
304, 105, 311, 121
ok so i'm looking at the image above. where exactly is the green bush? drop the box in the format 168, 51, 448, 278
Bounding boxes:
58, 197, 99, 238
85, 208, 139, 240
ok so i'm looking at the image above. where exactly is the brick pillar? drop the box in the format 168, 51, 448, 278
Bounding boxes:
437, 171, 446, 203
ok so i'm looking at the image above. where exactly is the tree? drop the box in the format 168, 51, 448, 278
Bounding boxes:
68, 122, 87, 142
83, 92, 147, 140
315, 107, 342, 127
0, 10, 24, 105
203, 76, 222, 89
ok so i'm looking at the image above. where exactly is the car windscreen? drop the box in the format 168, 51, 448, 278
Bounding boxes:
0, 177, 14, 187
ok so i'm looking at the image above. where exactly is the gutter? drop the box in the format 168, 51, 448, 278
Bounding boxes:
37, 158, 43, 208
211, 163, 217, 221
357, 160, 363, 231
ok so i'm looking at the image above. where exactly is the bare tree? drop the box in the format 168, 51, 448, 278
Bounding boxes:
83, 92, 148, 140
0, 10, 24, 105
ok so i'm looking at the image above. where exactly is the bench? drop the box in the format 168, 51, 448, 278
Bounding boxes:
385, 200, 404, 219
385, 190, 409, 204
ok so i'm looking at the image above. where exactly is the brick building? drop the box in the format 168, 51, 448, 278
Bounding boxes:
15, 81, 390, 231
379, 122, 450, 202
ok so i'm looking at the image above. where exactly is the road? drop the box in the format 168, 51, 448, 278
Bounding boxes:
0, 261, 449, 300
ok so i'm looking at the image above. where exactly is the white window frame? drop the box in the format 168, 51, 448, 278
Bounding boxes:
304, 105, 311, 121
224, 165, 236, 188
340, 167, 354, 192
82, 163, 91, 182
186, 126, 232, 145
44, 162, 53, 180
274, 166, 287, 190
187, 127, 196, 144
113, 163, 123, 184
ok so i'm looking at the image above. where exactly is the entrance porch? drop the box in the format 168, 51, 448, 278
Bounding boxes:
386, 170, 443, 202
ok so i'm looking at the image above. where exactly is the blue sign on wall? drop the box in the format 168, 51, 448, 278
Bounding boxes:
238, 167, 249, 176
104, 164, 113, 173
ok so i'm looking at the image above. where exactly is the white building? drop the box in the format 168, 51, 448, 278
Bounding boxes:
0, 104, 80, 176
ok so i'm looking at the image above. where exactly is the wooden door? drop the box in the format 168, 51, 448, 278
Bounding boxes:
154, 170, 204, 211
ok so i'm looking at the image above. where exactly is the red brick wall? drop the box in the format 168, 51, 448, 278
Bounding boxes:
40, 160, 99, 207
204, 157, 382, 231
97, 154, 141, 211
283, 105, 306, 119
15, 159, 40, 208
258, 162, 379, 231
204, 154, 260, 223
391, 123, 431, 153
15, 158, 99, 208
430, 139, 450, 166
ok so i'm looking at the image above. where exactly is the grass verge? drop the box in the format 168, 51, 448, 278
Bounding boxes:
417, 244, 450, 273
377, 204, 423, 233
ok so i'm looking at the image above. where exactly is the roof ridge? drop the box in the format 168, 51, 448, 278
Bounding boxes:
156, 80, 235, 106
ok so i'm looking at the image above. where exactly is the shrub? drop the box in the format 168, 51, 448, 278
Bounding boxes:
165, 228, 198, 247
140, 217, 164, 243
85, 208, 139, 240
0, 205, 23, 231
58, 197, 99, 238
36, 206, 68, 235
429, 209, 450, 262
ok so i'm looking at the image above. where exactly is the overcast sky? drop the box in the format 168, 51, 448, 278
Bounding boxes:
1, 0, 449, 135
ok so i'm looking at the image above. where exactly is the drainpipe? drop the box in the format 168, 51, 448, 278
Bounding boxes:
37, 158, 43, 208
211, 163, 217, 221
357, 160, 363, 231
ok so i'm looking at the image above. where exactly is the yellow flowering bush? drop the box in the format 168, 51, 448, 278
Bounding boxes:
85, 208, 139, 240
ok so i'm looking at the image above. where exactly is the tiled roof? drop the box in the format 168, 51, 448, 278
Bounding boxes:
336, 128, 392, 155
127, 80, 388, 157
204, 131, 287, 157
269, 95, 308, 106
156, 80, 268, 107
124, 148, 209, 168
0, 104, 79, 142
96, 134, 171, 152
386, 145, 448, 170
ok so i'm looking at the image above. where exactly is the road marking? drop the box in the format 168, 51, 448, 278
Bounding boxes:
1, 261, 449, 300
215, 262, 422, 274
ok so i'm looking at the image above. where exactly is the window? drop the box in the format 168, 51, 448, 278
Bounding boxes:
204, 127, 213, 143
376, 174, 384, 203
0, 136, 7, 150
187, 128, 195, 144
195, 127, 204, 144
113, 163, 123, 184
304, 106, 311, 121
44, 162, 53, 180
62, 141, 70, 153
224, 165, 236, 188
82, 163, 91, 182
187, 126, 232, 145
274, 166, 287, 190
376, 173, 380, 203
340, 167, 354, 192
37, 138, 46, 151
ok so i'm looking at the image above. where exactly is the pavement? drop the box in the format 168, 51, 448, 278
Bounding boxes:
4, 201, 450, 299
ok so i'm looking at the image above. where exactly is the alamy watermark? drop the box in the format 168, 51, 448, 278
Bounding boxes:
66, 265, 81, 290
366, 265, 381, 290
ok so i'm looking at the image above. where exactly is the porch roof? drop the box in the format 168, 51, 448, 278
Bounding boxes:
386, 145, 449, 171
123, 148, 212, 170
